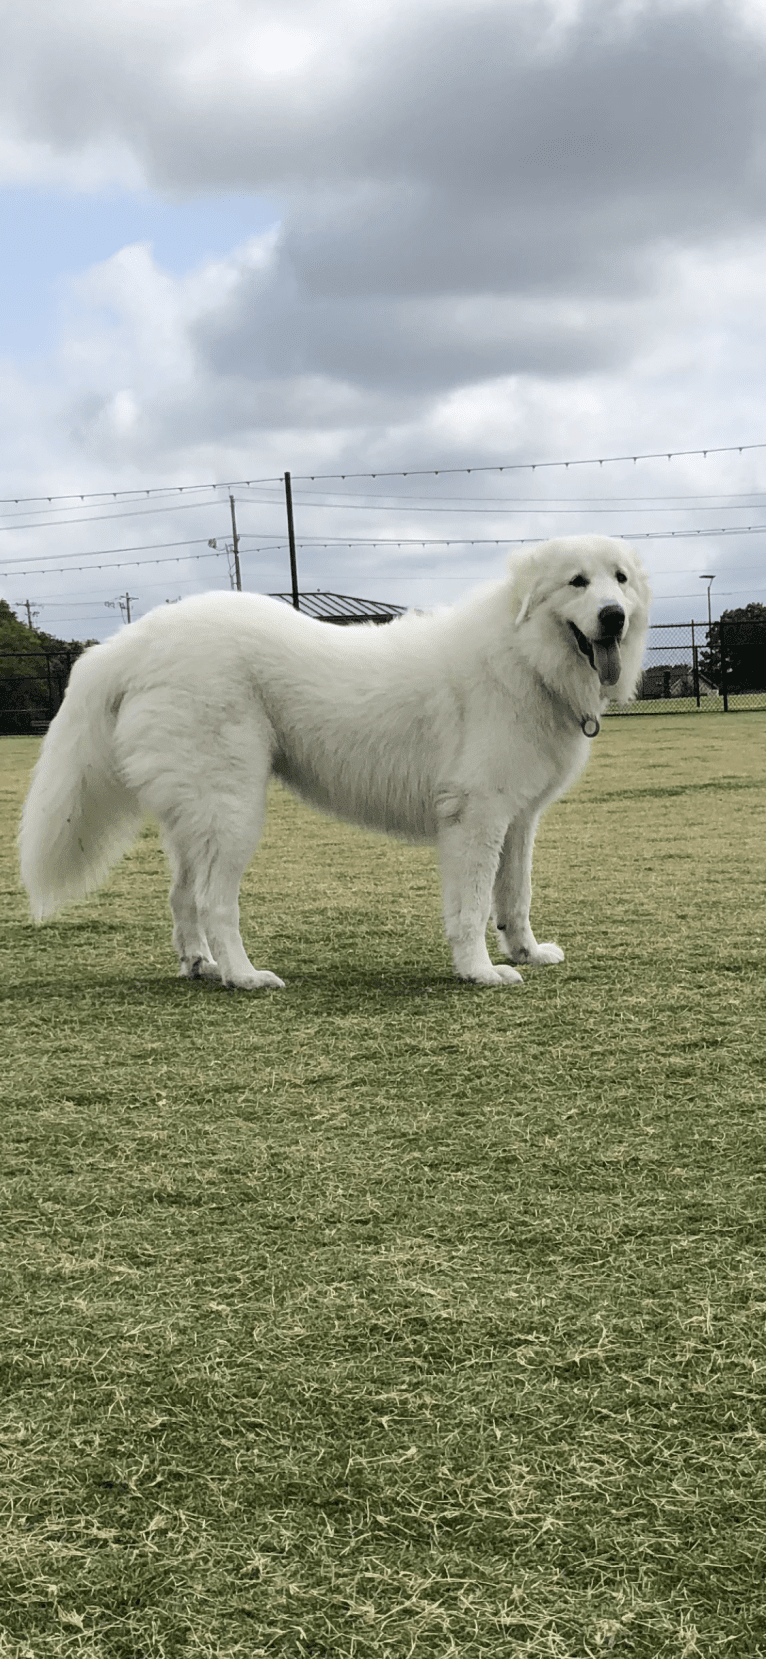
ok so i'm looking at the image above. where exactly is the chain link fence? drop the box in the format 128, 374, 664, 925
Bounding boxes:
0, 650, 75, 735
609, 619, 766, 716
2, 619, 765, 733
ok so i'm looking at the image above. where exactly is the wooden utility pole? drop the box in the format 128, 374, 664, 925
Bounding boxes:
17, 599, 39, 630
106, 592, 137, 624
228, 495, 242, 591
284, 472, 300, 610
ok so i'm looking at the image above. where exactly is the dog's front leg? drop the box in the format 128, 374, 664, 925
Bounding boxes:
437, 798, 522, 986
493, 813, 564, 967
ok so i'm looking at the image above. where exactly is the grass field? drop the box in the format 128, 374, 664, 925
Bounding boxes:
2, 717, 765, 1659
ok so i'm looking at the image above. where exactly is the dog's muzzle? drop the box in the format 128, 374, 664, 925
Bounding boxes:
569, 604, 625, 688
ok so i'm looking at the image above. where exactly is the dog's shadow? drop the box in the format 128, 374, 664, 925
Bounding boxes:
0, 958, 465, 1014
192, 959, 464, 1012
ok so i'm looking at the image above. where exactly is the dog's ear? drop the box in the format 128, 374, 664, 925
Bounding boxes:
507, 549, 549, 625
612, 550, 652, 703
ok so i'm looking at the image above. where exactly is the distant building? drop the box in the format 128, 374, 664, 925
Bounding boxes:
640, 665, 717, 699
269, 590, 406, 626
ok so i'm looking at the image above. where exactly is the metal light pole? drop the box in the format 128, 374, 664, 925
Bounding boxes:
700, 574, 715, 634
700, 573, 722, 702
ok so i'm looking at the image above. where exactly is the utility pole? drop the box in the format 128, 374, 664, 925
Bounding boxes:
284, 471, 300, 610
228, 495, 242, 591
16, 599, 39, 630
208, 537, 238, 590
106, 592, 138, 624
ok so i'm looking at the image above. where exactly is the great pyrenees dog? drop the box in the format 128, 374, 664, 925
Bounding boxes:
20, 535, 649, 990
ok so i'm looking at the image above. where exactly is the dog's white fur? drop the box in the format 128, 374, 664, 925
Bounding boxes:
19, 535, 650, 989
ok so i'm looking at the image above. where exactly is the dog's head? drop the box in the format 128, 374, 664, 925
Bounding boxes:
508, 535, 651, 706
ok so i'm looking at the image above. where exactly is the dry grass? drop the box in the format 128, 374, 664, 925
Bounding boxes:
1, 716, 765, 1657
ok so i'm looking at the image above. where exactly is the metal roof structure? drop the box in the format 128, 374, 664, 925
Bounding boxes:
269, 590, 407, 625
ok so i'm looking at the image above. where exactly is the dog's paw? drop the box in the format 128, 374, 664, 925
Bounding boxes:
527, 941, 564, 966
224, 969, 286, 991
180, 955, 220, 980
502, 939, 564, 967
462, 963, 524, 988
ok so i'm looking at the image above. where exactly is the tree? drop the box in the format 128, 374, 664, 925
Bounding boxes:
0, 601, 94, 733
0, 599, 93, 656
697, 602, 766, 693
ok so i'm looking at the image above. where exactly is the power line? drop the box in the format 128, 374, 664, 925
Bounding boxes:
1, 438, 765, 509
286, 485, 766, 506
0, 545, 285, 578
28, 551, 766, 603
0, 535, 222, 572
0, 550, 224, 578
247, 497, 766, 516
0, 481, 256, 509
0, 497, 244, 534
288, 442, 766, 482
4, 482, 766, 532
5, 491, 766, 544
3, 521, 766, 580
264, 522, 766, 546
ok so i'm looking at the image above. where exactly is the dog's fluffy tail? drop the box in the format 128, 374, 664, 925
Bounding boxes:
19, 640, 142, 921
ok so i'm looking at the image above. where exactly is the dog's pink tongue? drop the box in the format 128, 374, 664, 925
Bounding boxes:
593, 639, 622, 687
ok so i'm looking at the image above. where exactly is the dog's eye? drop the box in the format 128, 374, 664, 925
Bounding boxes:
569, 574, 589, 588
615, 570, 628, 584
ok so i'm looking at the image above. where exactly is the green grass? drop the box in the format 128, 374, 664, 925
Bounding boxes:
1, 718, 765, 1658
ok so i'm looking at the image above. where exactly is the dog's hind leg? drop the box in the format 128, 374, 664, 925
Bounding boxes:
193, 816, 285, 992
493, 813, 564, 967
166, 848, 217, 980
155, 738, 285, 992
437, 798, 523, 987
116, 691, 284, 990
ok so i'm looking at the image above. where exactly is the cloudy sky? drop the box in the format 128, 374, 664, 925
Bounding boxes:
2, 0, 766, 637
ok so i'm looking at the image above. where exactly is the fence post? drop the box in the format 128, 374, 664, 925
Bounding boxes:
719, 618, 729, 712
691, 621, 700, 707
57, 651, 72, 714
45, 653, 54, 722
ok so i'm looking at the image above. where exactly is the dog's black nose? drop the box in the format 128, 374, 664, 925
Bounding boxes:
598, 604, 625, 637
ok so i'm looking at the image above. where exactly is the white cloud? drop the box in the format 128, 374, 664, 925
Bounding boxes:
1, 0, 766, 635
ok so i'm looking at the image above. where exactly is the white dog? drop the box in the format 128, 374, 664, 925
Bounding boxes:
20, 535, 649, 989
